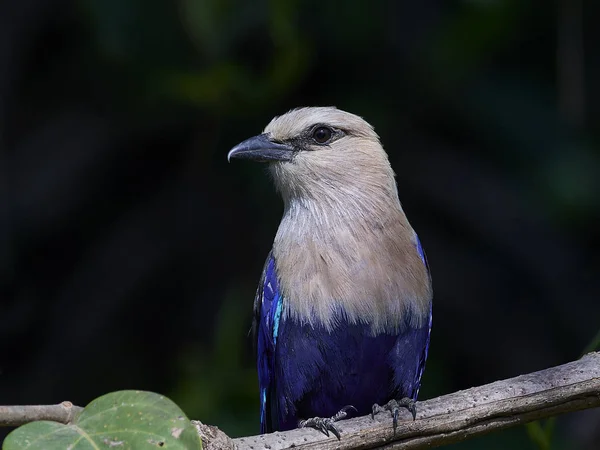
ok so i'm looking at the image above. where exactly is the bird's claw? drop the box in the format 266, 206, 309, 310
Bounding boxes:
371, 398, 417, 433
299, 417, 340, 439
299, 405, 356, 440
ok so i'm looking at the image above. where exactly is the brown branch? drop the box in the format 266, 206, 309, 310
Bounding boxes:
1, 352, 598, 450
0, 401, 82, 427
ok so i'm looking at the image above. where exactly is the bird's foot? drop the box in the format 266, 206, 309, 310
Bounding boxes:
371, 398, 417, 433
298, 405, 356, 440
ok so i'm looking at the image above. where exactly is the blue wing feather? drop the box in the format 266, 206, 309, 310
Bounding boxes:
416, 235, 433, 398
253, 253, 284, 433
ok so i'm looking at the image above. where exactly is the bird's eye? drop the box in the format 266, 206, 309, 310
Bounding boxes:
312, 126, 333, 144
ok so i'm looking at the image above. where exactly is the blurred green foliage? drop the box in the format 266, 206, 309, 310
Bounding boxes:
169, 288, 259, 437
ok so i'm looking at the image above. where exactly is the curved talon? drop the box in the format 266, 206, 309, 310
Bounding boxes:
396, 397, 417, 421
392, 407, 399, 432
326, 421, 341, 440
333, 405, 357, 421
300, 417, 338, 439
371, 398, 418, 433
371, 403, 383, 420
299, 405, 356, 440
407, 401, 417, 421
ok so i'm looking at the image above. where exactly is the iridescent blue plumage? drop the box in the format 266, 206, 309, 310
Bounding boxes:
253, 254, 282, 431
254, 244, 432, 433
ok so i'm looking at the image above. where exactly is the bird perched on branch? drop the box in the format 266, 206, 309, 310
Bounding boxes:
228, 107, 432, 438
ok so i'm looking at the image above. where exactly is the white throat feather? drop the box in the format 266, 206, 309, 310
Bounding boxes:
267, 114, 432, 335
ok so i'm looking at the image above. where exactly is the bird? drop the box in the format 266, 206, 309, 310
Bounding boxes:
227, 107, 433, 438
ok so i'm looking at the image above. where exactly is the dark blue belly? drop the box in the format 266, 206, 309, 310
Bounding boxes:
273, 316, 426, 430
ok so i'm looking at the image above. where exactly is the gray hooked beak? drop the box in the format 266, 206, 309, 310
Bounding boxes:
227, 133, 294, 163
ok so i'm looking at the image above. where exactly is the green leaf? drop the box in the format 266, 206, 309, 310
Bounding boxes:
3, 391, 202, 450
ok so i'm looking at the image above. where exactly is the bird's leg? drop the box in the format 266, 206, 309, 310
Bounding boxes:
372, 397, 417, 433
298, 405, 356, 440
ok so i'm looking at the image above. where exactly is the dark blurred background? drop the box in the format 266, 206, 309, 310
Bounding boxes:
1, 0, 599, 448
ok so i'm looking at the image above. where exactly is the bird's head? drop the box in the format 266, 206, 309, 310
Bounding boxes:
228, 107, 399, 211
228, 107, 430, 330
